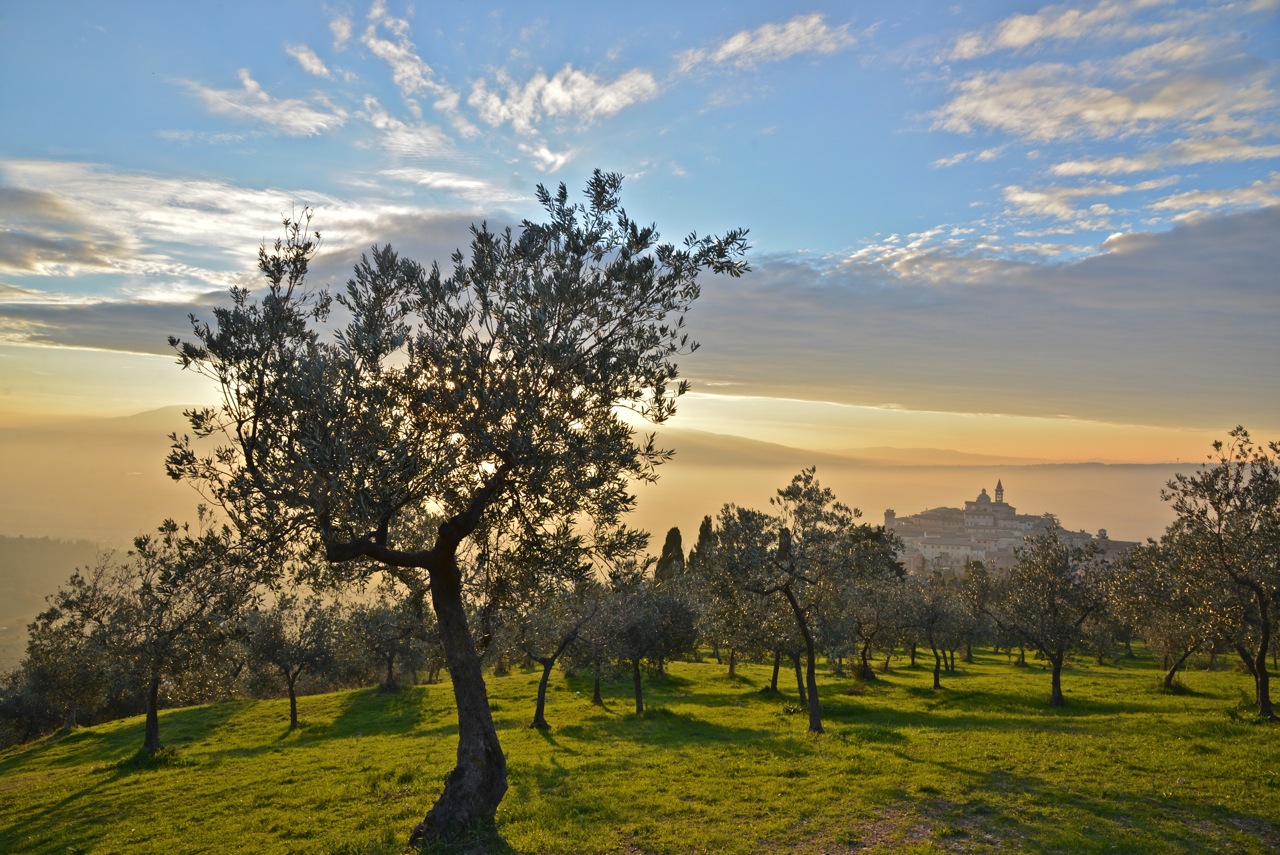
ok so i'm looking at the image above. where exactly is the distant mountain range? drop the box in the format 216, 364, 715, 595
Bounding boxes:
827, 446, 1060, 466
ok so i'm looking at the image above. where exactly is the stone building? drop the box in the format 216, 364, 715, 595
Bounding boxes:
884, 481, 1122, 577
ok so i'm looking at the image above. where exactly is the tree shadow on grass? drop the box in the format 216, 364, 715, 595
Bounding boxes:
0, 772, 127, 853
0, 706, 243, 855
291, 686, 445, 742
0, 699, 245, 775
554, 705, 807, 760
859, 755, 1280, 854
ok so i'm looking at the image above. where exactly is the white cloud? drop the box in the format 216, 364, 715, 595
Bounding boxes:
363, 9, 437, 100
0, 160, 520, 353
330, 15, 353, 50
938, 3, 1278, 153
518, 141, 575, 173
1151, 173, 1280, 214
678, 13, 855, 71
951, 0, 1186, 60
157, 129, 250, 145
936, 48, 1276, 145
0, 160, 337, 283
286, 44, 330, 78
931, 146, 1004, 168
357, 96, 454, 158
470, 65, 659, 135
377, 168, 526, 202
1053, 137, 1280, 176
1002, 176, 1177, 224
184, 69, 346, 136
359, 2, 477, 137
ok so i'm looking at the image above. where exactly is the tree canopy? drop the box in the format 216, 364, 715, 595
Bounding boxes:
167, 170, 748, 842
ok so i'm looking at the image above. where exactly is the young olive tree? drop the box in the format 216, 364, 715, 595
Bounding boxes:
713, 469, 897, 733
23, 515, 258, 753
690, 514, 780, 679
607, 561, 698, 715
120, 516, 258, 752
1162, 427, 1280, 718
240, 594, 337, 728
985, 525, 1105, 707
489, 516, 639, 729
346, 589, 438, 691
167, 171, 748, 841
902, 575, 968, 690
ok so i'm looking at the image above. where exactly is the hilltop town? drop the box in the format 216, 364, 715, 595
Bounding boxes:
885, 481, 1133, 576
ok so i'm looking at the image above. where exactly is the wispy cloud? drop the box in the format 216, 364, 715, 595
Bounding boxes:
931, 1, 1280, 235
330, 15, 353, 50
183, 69, 346, 136
518, 141, 575, 173
357, 0, 479, 139
950, 0, 1190, 60
469, 65, 659, 136
677, 13, 855, 71
377, 168, 527, 202
1002, 176, 1177, 227
1052, 137, 1280, 176
286, 43, 331, 78
1150, 173, 1280, 216
0, 159, 522, 354
931, 146, 1004, 169
0, 184, 137, 277
0, 160, 337, 285
357, 96, 454, 158
934, 50, 1274, 144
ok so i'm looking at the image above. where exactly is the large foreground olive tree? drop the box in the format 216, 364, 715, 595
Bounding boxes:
167, 171, 747, 843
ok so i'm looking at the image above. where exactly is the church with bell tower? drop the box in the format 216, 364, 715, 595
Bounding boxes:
883, 480, 1109, 574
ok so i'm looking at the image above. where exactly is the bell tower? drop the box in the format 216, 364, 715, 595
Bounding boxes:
995, 479, 1004, 504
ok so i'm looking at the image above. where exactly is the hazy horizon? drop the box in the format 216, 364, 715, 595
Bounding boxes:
0, 406, 1196, 552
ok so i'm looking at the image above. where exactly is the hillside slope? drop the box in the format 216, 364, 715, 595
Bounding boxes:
1, 653, 1275, 854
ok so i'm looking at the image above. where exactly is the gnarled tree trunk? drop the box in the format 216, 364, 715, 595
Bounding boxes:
410, 558, 506, 846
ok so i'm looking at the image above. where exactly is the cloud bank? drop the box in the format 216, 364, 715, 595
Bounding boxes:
689, 205, 1280, 430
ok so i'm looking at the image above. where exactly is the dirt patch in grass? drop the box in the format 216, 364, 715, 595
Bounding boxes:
778, 799, 1031, 854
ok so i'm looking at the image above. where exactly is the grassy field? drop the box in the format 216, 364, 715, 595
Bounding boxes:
2, 649, 1277, 854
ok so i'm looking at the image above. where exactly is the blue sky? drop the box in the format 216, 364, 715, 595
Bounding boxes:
1, 0, 1278, 460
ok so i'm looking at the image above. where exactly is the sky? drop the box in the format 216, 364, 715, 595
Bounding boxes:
1, 0, 1278, 465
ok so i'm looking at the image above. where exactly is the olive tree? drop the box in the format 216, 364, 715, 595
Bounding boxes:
985, 525, 1105, 707
712, 469, 896, 733
899, 576, 950, 689
239, 593, 337, 729
1162, 428, 1280, 718
167, 171, 748, 841
347, 589, 439, 691
118, 516, 257, 752
607, 562, 698, 715
1107, 537, 1221, 689
492, 518, 638, 729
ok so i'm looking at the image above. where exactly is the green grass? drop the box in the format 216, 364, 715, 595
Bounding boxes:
2, 649, 1278, 853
